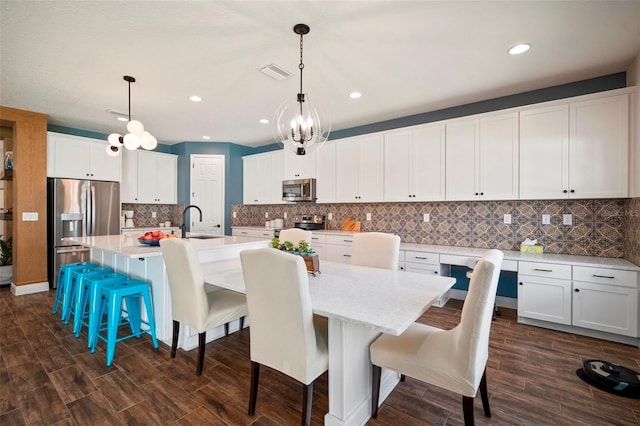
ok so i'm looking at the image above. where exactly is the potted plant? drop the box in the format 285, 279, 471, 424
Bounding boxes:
0, 236, 12, 286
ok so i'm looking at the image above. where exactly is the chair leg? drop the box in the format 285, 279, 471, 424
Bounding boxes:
171, 320, 179, 358
400, 374, 406, 382
371, 365, 381, 418
479, 369, 491, 418
240, 316, 245, 330
462, 395, 474, 426
224, 322, 229, 336
248, 361, 260, 416
196, 331, 206, 375
302, 382, 313, 426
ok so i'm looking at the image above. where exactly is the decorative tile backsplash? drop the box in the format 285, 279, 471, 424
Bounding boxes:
121, 203, 185, 228
231, 198, 635, 260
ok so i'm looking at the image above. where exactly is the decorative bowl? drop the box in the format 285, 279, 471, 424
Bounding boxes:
138, 237, 161, 247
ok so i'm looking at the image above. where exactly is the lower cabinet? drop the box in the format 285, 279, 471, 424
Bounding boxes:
403, 250, 450, 307
231, 228, 274, 240
518, 262, 639, 338
324, 234, 354, 263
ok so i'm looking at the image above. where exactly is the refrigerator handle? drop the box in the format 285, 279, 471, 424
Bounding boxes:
83, 185, 89, 237
90, 185, 96, 235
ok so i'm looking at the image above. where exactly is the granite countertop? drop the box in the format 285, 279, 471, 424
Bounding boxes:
69, 234, 269, 258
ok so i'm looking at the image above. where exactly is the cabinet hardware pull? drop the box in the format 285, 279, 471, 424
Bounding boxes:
570, 189, 575, 193
138, 257, 145, 262
592, 274, 615, 279
519, 282, 523, 285
343, 239, 352, 243
574, 288, 580, 292
415, 256, 427, 260
563, 190, 568, 193
343, 254, 351, 257
533, 268, 553, 272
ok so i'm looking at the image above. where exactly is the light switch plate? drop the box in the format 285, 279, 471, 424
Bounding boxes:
423, 213, 430, 222
328, 212, 333, 220
284, 212, 288, 219
232, 211, 237, 218
503, 214, 512, 224
563, 214, 572, 225
152, 211, 156, 218
22, 212, 38, 221
542, 214, 550, 225
366, 213, 372, 221
265, 212, 269, 219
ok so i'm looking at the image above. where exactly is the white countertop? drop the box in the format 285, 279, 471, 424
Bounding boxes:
69, 234, 270, 258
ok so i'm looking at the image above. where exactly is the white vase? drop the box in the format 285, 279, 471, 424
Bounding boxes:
0, 265, 12, 285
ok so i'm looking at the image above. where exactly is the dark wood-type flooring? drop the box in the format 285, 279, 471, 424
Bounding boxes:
1, 286, 639, 425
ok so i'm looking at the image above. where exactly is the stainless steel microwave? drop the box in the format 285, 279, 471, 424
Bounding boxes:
282, 178, 316, 202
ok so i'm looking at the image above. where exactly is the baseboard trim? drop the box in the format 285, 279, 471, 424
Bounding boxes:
11, 281, 50, 296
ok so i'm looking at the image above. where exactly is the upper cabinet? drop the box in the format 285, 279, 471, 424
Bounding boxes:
315, 142, 336, 203
122, 150, 177, 204
335, 133, 384, 202
384, 123, 445, 202
47, 132, 121, 182
445, 112, 519, 201
520, 93, 628, 199
283, 148, 316, 179
243, 151, 283, 205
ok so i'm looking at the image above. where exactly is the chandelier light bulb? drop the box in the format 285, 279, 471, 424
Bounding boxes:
123, 133, 141, 150
105, 144, 119, 156
108, 133, 121, 146
139, 131, 158, 150
127, 120, 144, 135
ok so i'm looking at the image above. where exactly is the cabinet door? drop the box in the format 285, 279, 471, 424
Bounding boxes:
445, 119, 479, 201
325, 244, 352, 263
569, 94, 628, 198
315, 143, 336, 203
357, 134, 384, 202
88, 142, 121, 182
243, 156, 261, 205
335, 138, 359, 202
384, 130, 412, 202
519, 105, 569, 199
283, 148, 316, 179
136, 151, 159, 203
270, 151, 284, 204
50, 135, 90, 179
155, 154, 177, 204
412, 123, 445, 201
121, 150, 139, 202
572, 282, 638, 337
517, 275, 572, 325
479, 113, 518, 200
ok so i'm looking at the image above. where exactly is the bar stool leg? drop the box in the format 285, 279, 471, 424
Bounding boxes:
141, 289, 159, 349
105, 293, 122, 367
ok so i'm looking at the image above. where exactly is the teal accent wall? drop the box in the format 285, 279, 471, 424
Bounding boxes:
450, 266, 518, 299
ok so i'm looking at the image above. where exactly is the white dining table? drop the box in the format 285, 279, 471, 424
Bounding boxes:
204, 258, 456, 426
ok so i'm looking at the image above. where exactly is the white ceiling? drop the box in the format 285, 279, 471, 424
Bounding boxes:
1, 1, 639, 148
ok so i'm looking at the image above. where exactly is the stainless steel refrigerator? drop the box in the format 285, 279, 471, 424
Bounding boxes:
47, 178, 120, 288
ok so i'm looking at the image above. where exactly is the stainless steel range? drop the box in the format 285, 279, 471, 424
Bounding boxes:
294, 214, 326, 231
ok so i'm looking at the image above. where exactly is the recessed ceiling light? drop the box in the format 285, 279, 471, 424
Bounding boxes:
202, 136, 211, 140
259, 119, 269, 124
189, 95, 203, 102
508, 43, 531, 55
349, 92, 362, 99
116, 116, 128, 122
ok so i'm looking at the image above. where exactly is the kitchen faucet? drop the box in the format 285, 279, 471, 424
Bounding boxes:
182, 205, 203, 238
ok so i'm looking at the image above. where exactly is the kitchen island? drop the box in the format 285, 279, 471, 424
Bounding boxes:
68, 234, 269, 349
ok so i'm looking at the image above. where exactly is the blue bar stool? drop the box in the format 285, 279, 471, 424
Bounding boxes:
53, 262, 97, 317
72, 271, 128, 348
92, 279, 159, 366
63, 266, 112, 324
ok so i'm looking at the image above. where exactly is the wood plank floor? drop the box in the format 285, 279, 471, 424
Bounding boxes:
1, 286, 638, 425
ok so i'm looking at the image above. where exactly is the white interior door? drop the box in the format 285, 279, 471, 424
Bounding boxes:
190, 155, 225, 235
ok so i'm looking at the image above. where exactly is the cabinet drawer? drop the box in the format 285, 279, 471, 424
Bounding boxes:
404, 251, 439, 265
573, 266, 638, 288
518, 261, 571, 280
325, 234, 355, 246
310, 234, 326, 245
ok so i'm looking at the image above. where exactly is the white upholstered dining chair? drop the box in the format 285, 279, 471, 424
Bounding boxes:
278, 228, 312, 245
350, 232, 401, 270
240, 247, 328, 426
369, 249, 504, 425
159, 238, 248, 375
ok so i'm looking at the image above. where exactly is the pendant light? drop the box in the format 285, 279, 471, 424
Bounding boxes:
273, 24, 330, 156
106, 75, 157, 156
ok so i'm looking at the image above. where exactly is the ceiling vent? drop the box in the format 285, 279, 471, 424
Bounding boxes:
259, 63, 292, 80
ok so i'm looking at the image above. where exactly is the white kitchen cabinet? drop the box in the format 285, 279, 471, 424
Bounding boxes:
517, 261, 573, 325
231, 228, 275, 239
122, 150, 177, 204
384, 123, 445, 202
572, 266, 638, 337
324, 234, 354, 264
283, 148, 316, 179
335, 134, 384, 202
404, 250, 449, 307
243, 151, 283, 205
520, 93, 628, 199
309, 233, 326, 260
445, 112, 519, 201
315, 142, 336, 203
47, 132, 121, 182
